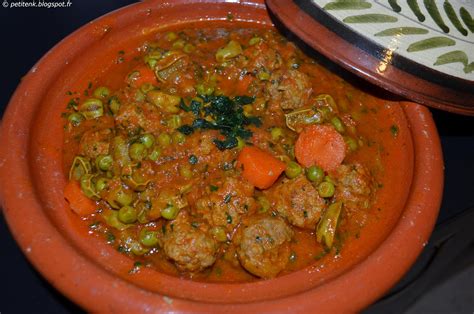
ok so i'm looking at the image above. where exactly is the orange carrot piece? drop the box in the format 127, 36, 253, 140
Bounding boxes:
237, 146, 286, 189
129, 65, 156, 87
64, 180, 97, 216
295, 124, 346, 172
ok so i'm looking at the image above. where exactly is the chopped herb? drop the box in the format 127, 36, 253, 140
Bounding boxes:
255, 235, 261, 241
117, 245, 126, 253
390, 124, 399, 137
189, 154, 198, 165
226, 13, 234, 20
106, 232, 115, 244
215, 267, 223, 277
129, 261, 142, 274
89, 221, 100, 230
118, 50, 125, 55
161, 224, 167, 235
210, 185, 219, 192
224, 194, 232, 204
303, 210, 308, 218
177, 95, 261, 150
67, 98, 79, 110
226, 213, 233, 224
191, 221, 199, 228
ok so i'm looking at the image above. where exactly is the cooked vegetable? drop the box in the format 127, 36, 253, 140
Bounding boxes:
237, 146, 286, 189
79, 98, 104, 120
316, 201, 343, 249
128, 65, 157, 87
295, 124, 346, 171
64, 180, 97, 216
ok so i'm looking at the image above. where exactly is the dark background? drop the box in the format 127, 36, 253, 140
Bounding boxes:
0, 1, 473, 313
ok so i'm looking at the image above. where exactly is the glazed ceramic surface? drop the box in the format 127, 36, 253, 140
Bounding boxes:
0, 0, 444, 312
266, 0, 474, 115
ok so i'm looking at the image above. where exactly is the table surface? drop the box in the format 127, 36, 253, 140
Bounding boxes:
0, 1, 473, 313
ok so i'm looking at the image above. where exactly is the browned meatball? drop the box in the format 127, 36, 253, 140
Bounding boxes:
114, 101, 162, 134
234, 216, 293, 279
266, 69, 312, 110
267, 176, 325, 229
194, 177, 255, 233
162, 214, 217, 273
332, 163, 373, 212
79, 128, 112, 159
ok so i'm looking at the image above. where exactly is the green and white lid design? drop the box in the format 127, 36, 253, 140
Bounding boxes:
310, 0, 474, 81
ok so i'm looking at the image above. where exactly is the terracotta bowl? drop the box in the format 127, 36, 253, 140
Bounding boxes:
0, 0, 443, 312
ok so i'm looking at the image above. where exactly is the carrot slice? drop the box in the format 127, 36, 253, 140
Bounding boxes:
64, 180, 97, 216
237, 146, 286, 189
128, 65, 156, 87
295, 124, 346, 172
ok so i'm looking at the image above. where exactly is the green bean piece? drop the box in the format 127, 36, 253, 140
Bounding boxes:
95, 177, 109, 193
306, 166, 324, 184
179, 164, 193, 179
118, 205, 137, 224
344, 136, 359, 152
109, 97, 121, 115
285, 161, 302, 179
171, 132, 186, 145
79, 98, 104, 120
210, 226, 228, 242
318, 181, 335, 198
129, 143, 147, 161
443, 1, 468, 36
424, 0, 449, 33
316, 201, 343, 249
80, 174, 99, 200
331, 116, 345, 133
148, 147, 162, 161
215, 40, 243, 62
67, 112, 84, 126
161, 204, 179, 220
167, 115, 182, 129
139, 228, 159, 247
257, 196, 271, 213
69, 156, 92, 180
271, 127, 283, 140
96, 154, 113, 171
140, 134, 155, 149
248, 36, 262, 46
93, 86, 110, 99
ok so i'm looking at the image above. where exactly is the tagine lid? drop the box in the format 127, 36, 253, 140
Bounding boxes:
266, 0, 474, 115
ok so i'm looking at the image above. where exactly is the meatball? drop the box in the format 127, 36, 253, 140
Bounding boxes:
266, 69, 312, 110
114, 101, 162, 134
234, 216, 293, 278
162, 214, 217, 273
194, 177, 255, 232
268, 176, 325, 229
79, 128, 112, 159
332, 163, 373, 212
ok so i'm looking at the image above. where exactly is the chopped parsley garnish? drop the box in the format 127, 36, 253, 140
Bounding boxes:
224, 194, 232, 204
226, 213, 233, 224
210, 185, 219, 192
189, 154, 198, 165
177, 95, 261, 150
390, 124, 399, 137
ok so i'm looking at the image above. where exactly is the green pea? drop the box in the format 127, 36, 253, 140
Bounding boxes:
165, 31, 177, 41
306, 166, 324, 184
148, 147, 162, 161
139, 228, 159, 247
140, 134, 155, 149
115, 188, 134, 207
171, 132, 186, 145
271, 127, 283, 141
79, 98, 103, 120
109, 97, 121, 115
183, 43, 195, 53
210, 226, 227, 242
93, 86, 110, 99
129, 143, 147, 161
96, 154, 113, 171
285, 161, 302, 179
161, 204, 179, 220
179, 164, 193, 179
257, 196, 271, 213
118, 205, 137, 224
157, 133, 171, 147
95, 177, 109, 192
67, 112, 84, 126
318, 181, 335, 198
331, 116, 345, 133
134, 90, 145, 102
172, 39, 185, 50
